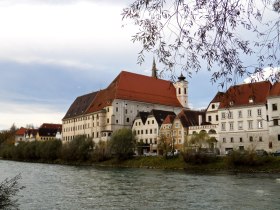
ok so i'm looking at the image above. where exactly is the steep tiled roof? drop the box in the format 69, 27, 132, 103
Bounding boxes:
38, 128, 58, 137
25, 129, 38, 136
40, 123, 62, 130
210, 92, 225, 103
136, 112, 149, 124
149, 109, 176, 126
177, 109, 205, 127
162, 114, 176, 124
219, 81, 272, 108
270, 82, 280, 97
86, 71, 182, 114
15, 127, 26, 136
63, 91, 98, 119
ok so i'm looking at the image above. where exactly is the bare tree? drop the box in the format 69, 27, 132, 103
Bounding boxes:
0, 174, 24, 209
122, 0, 280, 85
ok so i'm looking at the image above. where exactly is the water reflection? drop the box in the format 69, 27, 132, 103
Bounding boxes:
1, 160, 280, 210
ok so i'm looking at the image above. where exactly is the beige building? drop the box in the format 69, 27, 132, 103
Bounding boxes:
217, 81, 271, 154
132, 110, 175, 154
62, 70, 187, 144
267, 82, 280, 151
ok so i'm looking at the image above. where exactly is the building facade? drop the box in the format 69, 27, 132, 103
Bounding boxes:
62, 70, 186, 144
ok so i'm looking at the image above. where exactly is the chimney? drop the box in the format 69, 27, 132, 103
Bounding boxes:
198, 115, 202, 126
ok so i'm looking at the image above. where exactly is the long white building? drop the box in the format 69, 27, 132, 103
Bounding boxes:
62, 68, 188, 144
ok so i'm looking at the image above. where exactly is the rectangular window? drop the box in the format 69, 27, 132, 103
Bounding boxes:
273, 119, 279, 126
152, 120, 154, 124
257, 109, 262, 116
249, 136, 253, 142
278, 135, 280, 141
259, 136, 263, 142
208, 116, 212, 122
107, 118, 109, 124
257, 120, 263, 129
248, 110, 252, 117
223, 138, 226, 143
150, 129, 152, 134
116, 107, 118, 112
238, 110, 242, 118
126, 118, 130, 123
228, 111, 233, 119
221, 112, 225, 119
216, 115, 219, 121
248, 120, 253, 129
240, 137, 243, 142
175, 123, 179, 128
146, 130, 148, 134
154, 128, 157, 134
141, 130, 143, 134
238, 121, 243, 130
272, 103, 278, 111
137, 130, 140, 135
221, 123, 226, 131
229, 122, 234, 130
230, 137, 234, 143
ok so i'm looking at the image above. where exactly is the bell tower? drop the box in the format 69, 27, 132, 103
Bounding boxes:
151, 58, 158, 79
174, 73, 189, 108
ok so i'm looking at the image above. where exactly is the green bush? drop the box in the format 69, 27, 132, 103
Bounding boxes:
109, 128, 135, 160
61, 135, 94, 162
182, 150, 219, 164
226, 150, 272, 167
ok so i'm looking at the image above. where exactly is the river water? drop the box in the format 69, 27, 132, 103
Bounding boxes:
1, 160, 280, 210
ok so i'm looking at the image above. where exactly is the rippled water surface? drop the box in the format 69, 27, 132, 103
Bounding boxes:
1, 160, 280, 210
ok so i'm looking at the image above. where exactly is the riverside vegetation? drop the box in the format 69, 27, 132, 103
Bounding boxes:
1, 127, 280, 172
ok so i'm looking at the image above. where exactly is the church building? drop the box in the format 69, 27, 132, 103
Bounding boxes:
62, 63, 189, 144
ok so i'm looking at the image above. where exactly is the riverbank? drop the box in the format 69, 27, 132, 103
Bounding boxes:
92, 155, 280, 173
2, 154, 280, 173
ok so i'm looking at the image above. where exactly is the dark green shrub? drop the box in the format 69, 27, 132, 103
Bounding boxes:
226, 150, 272, 166
182, 150, 218, 164
61, 135, 94, 162
109, 128, 136, 160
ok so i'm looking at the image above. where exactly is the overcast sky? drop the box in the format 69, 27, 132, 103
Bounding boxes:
1, 0, 274, 130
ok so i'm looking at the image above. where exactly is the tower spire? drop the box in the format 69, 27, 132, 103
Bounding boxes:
152, 57, 158, 78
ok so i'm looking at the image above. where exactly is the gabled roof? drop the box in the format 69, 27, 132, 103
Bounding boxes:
270, 82, 280, 97
86, 71, 182, 114
162, 114, 176, 125
25, 129, 38, 136
210, 92, 225, 103
63, 91, 98, 120
219, 81, 272, 109
176, 109, 205, 127
135, 111, 149, 124
15, 127, 26, 136
148, 109, 176, 126
38, 128, 58, 137
40, 123, 62, 130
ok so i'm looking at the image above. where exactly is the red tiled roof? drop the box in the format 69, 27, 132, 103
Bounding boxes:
219, 81, 272, 108
270, 82, 280, 97
162, 114, 176, 124
210, 92, 225, 103
86, 71, 182, 113
15, 127, 26, 136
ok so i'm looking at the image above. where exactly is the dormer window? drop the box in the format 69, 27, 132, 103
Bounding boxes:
211, 104, 215, 109
249, 97, 254, 103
